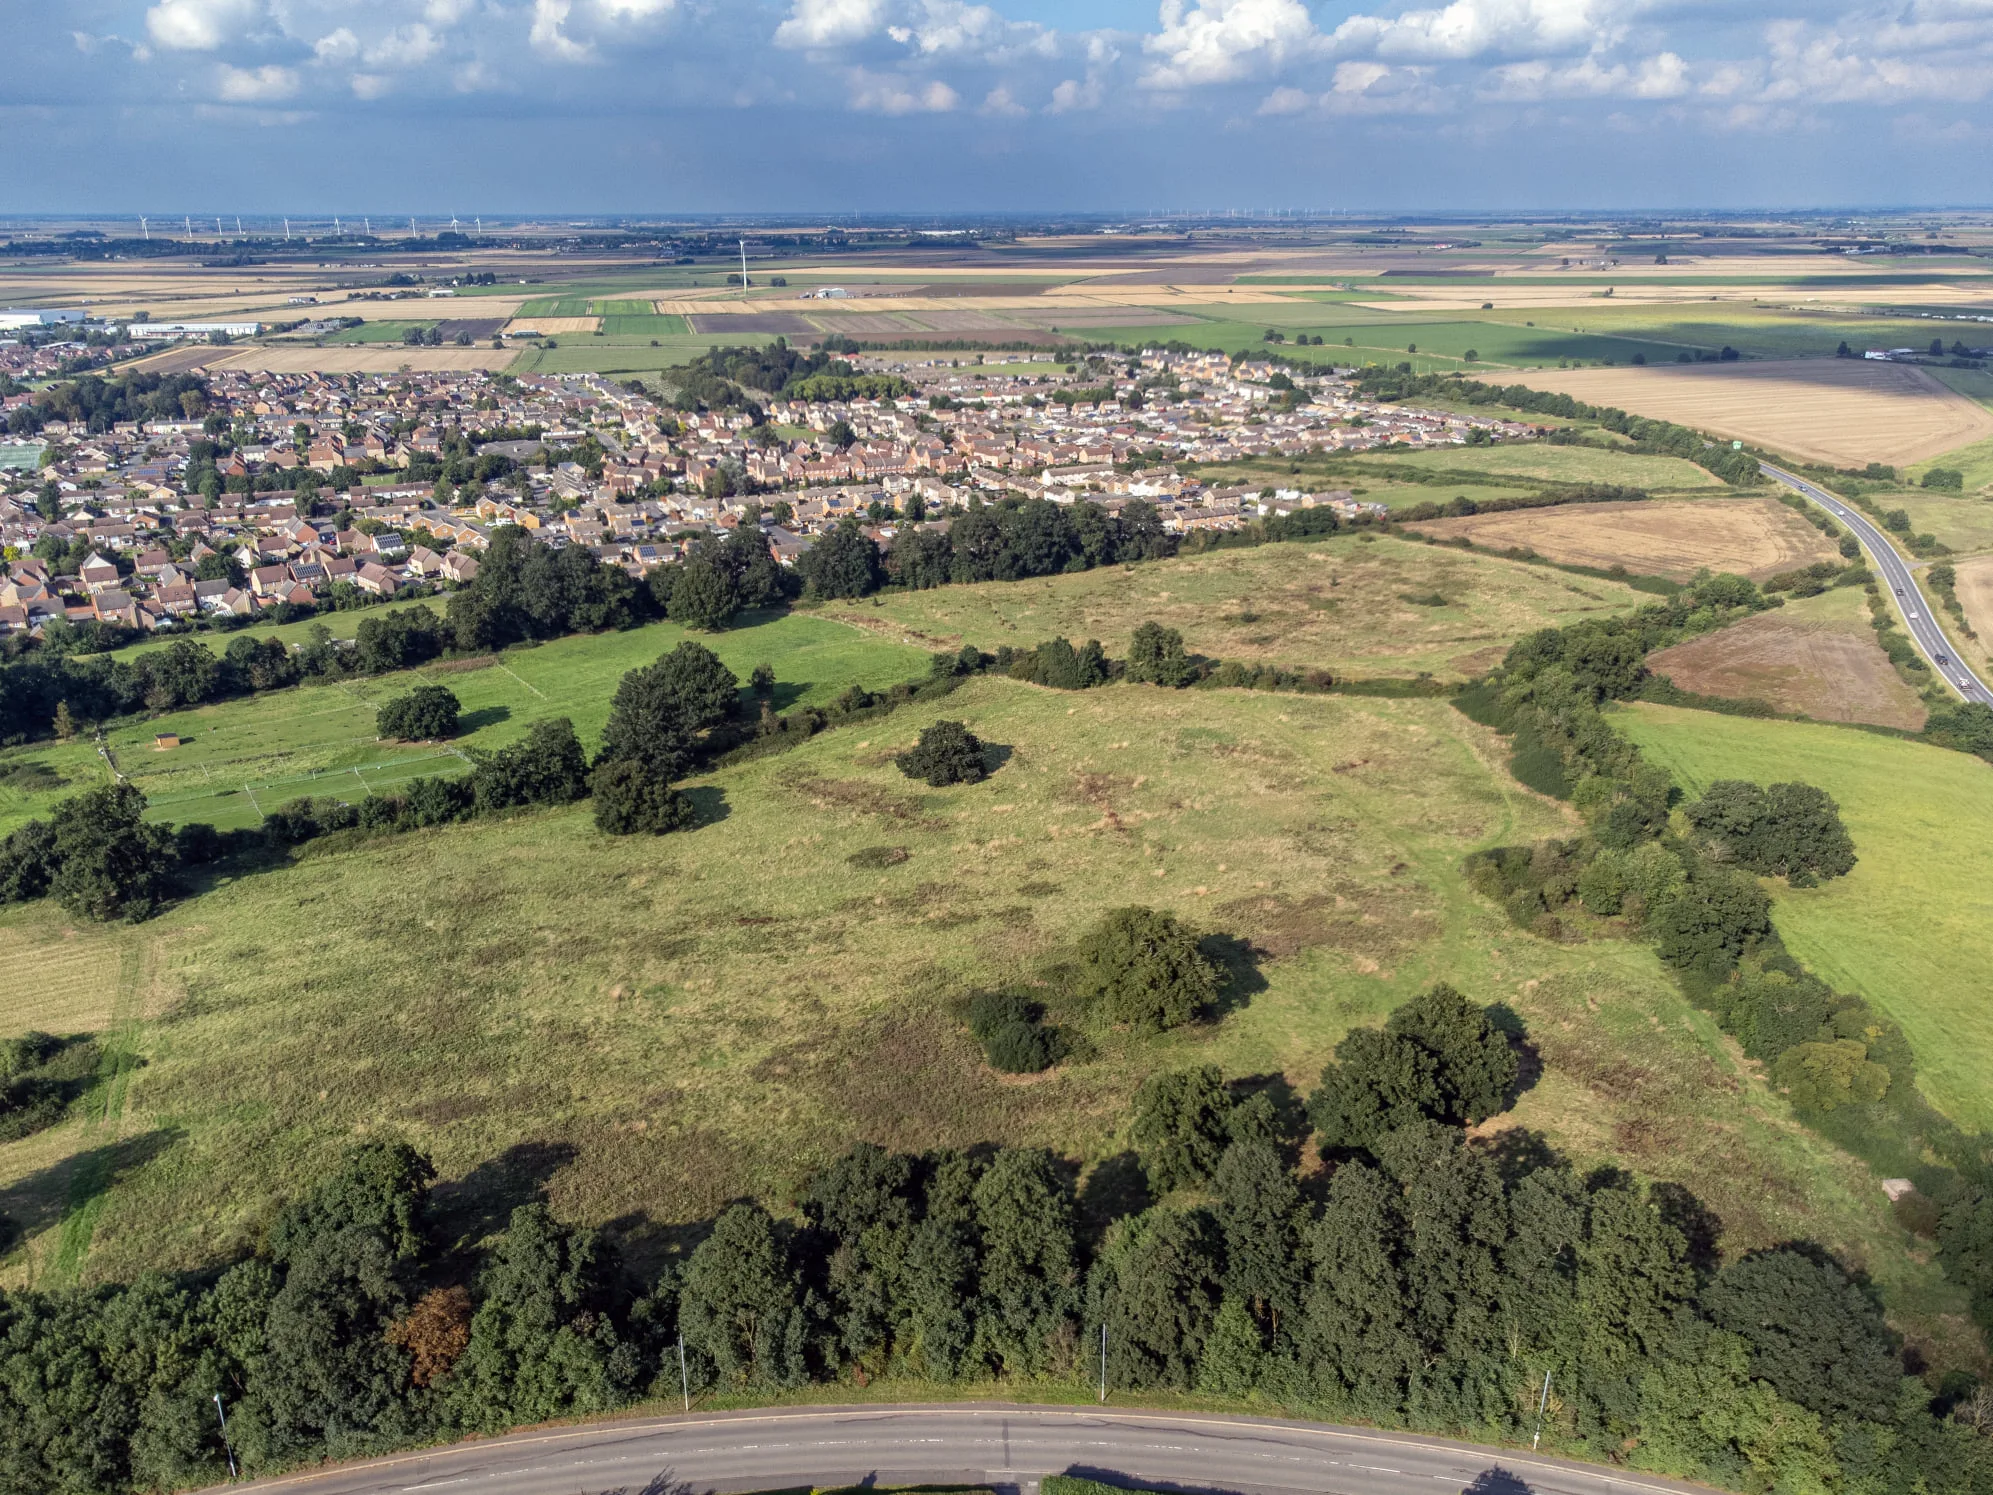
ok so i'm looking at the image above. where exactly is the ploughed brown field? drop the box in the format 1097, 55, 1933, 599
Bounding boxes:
1646, 586, 1927, 729
1403, 497, 1839, 582
1470, 358, 1993, 468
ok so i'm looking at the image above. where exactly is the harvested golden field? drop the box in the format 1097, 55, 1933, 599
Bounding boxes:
1403, 497, 1839, 581
1951, 556, 1993, 675
204, 346, 518, 374
831, 534, 1651, 682
1471, 358, 1993, 467
500, 316, 601, 334
1646, 585, 1926, 729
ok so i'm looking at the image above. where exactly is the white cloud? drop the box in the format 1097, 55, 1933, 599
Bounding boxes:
350, 71, 391, 98
1331, 0, 1645, 63
425, 0, 476, 23
1048, 75, 1101, 111
596, 0, 677, 16
981, 84, 1027, 114
365, 23, 444, 67
146, 0, 260, 52
1256, 83, 1311, 113
1143, 0, 1325, 87
313, 26, 359, 61
848, 69, 959, 112
217, 61, 298, 100
530, 0, 594, 60
1485, 49, 1688, 99
776, 0, 892, 49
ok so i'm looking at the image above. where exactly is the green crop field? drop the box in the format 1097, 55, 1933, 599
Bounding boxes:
0, 676, 1964, 1357
591, 299, 657, 316
1466, 304, 1993, 365
326, 320, 436, 344
0, 613, 928, 837
599, 314, 689, 337
830, 535, 1653, 682
1618, 703, 1993, 1134
1346, 442, 1725, 490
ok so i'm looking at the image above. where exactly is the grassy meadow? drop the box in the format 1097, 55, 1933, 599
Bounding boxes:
1619, 703, 1993, 1133
0, 676, 1969, 1361
0, 614, 928, 836
828, 535, 1653, 683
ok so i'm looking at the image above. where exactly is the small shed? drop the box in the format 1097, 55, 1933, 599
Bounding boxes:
154, 732, 180, 751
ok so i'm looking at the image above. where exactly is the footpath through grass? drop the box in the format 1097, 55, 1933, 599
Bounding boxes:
1619, 702, 1993, 1133
0, 680, 1970, 1359
0, 613, 928, 836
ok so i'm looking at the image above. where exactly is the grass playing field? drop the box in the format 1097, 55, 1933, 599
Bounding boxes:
825, 534, 1655, 683
0, 613, 929, 837
1618, 703, 1993, 1134
0, 678, 1967, 1364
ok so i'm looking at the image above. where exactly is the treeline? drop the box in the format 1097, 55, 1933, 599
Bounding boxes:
0, 530, 663, 747
5, 370, 211, 437
1454, 592, 1993, 1349
5, 987, 1990, 1494
668, 341, 914, 413
1351, 369, 1765, 485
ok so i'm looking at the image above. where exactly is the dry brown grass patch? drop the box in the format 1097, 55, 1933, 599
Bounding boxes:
1406, 498, 1838, 582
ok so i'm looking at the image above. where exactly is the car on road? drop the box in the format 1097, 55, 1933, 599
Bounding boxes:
1895, 587, 1905, 597
1910, 611, 1921, 620
1937, 653, 1953, 666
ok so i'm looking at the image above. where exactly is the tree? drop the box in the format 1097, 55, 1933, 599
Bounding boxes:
1384, 982, 1518, 1125
796, 520, 882, 599
1650, 865, 1771, 976
895, 720, 988, 787
1086, 1207, 1224, 1389
667, 553, 740, 631
589, 758, 695, 836
1125, 622, 1197, 687
970, 1148, 1077, 1376
1703, 1248, 1902, 1423
1129, 1066, 1234, 1194
1686, 780, 1856, 883
268, 1140, 436, 1264
447, 1204, 633, 1432
677, 1202, 810, 1388
1306, 1027, 1442, 1152
47, 783, 177, 923
1772, 1040, 1890, 1112
468, 718, 589, 813
375, 685, 460, 742
598, 642, 739, 779
1071, 907, 1218, 1033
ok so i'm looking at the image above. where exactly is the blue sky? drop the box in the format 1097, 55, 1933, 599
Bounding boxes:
9, 2, 1993, 214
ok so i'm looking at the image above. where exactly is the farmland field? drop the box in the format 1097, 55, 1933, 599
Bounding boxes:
0, 677, 1968, 1362
1469, 358, 1993, 467
1402, 496, 1840, 581
1645, 585, 1927, 728
0, 613, 928, 837
1619, 703, 1993, 1135
1348, 442, 1725, 490
829, 535, 1655, 681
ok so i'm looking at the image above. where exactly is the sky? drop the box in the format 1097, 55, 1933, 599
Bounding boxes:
7, 1, 1993, 215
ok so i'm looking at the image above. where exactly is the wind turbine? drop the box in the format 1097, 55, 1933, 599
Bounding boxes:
216, 216, 224, 239
449, 214, 460, 235
364, 217, 372, 237
475, 217, 482, 238
283, 218, 291, 241
139, 216, 149, 241
236, 216, 243, 236
739, 238, 748, 297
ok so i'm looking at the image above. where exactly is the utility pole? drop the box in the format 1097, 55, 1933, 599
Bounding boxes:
739, 238, 748, 297
677, 1333, 690, 1412
1531, 1369, 1553, 1451
1097, 1324, 1107, 1403
213, 1393, 238, 1478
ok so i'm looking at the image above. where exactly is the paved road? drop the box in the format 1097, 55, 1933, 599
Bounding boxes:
211, 1404, 1719, 1495
1760, 461, 1993, 705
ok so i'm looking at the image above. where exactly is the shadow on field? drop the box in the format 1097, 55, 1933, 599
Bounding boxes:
982, 741, 1015, 776
0, 1128, 183, 1252
680, 785, 731, 827
1200, 933, 1267, 1018
459, 704, 513, 733
431, 1139, 579, 1251
1077, 1151, 1152, 1247
767, 682, 810, 712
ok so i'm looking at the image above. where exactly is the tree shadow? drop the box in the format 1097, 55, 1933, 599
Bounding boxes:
1200, 933, 1268, 1018
767, 682, 810, 712
593, 1472, 694, 1495
458, 704, 512, 733
1484, 1001, 1542, 1108
1652, 1181, 1724, 1282
1479, 1128, 1567, 1188
1226, 1072, 1311, 1158
1463, 1469, 1534, 1495
429, 1139, 579, 1253
601, 1211, 718, 1284
0, 1128, 183, 1253
1077, 1150, 1152, 1247
679, 785, 730, 827
982, 741, 1014, 776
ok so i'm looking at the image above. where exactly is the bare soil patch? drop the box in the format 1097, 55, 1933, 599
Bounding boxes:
1647, 587, 1925, 729
1470, 358, 1993, 467
499, 316, 599, 335
1405, 498, 1837, 581
685, 312, 820, 335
